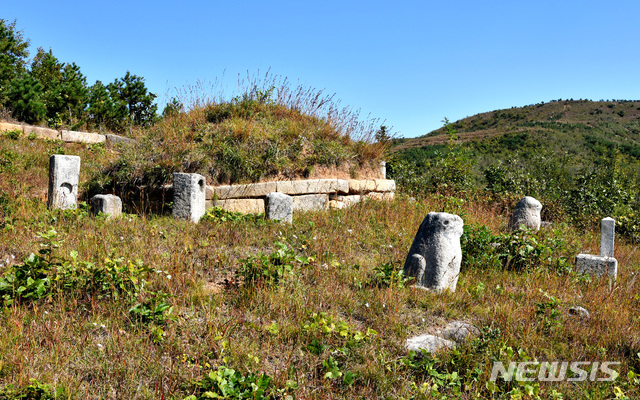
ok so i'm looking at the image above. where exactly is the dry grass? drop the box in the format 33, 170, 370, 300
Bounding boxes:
1, 135, 639, 399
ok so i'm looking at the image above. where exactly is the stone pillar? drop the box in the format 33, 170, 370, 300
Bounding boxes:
48, 155, 80, 210
600, 217, 615, 258
173, 173, 206, 223
265, 192, 293, 223
404, 212, 464, 292
380, 161, 386, 179
90, 194, 122, 219
508, 196, 542, 232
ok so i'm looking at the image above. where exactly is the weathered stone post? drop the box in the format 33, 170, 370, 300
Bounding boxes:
173, 173, 206, 223
404, 212, 464, 292
380, 161, 386, 179
48, 155, 80, 210
600, 217, 615, 258
90, 194, 122, 219
508, 196, 542, 232
265, 192, 293, 223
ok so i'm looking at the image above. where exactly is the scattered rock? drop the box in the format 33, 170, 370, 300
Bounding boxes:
405, 334, 456, 356
440, 321, 480, 343
568, 306, 590, 319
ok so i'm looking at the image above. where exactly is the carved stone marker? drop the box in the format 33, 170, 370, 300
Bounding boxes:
380, 161, 386, 179
600, 217, 615, 258
48, 155, 80, 210
265, 192, 293, 223
173, 173, 206, 223
508, 196, 542, 231
404, 212, 464, 292
575, 254, 617, 279
90, 194, 122, 219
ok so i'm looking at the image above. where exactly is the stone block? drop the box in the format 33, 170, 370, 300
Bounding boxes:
405, 334, 456, 356
348, 179, 376, 194
328, 200, 346, 210
211, 182, 277, 199
105, 134, 135, 145
173, 173, 206, 223
575, 254, 617, 279
23, 125, 60, 140
366, 191, 395, 201
318, 179, 349, 194
48, 155, 81, 210
404, 212, 464, 292
292, 194, 328, 212
0, 122, 23, 133
265, 192, 293, 223
508, 196, 542, 232
600, 217, 615, 258
213, 198, 265, 214
61, 130, 106, 144
374, 179, 396, 192
90, 194, 122, 219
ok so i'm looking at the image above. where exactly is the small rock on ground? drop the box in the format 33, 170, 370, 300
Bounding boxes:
405, 334, 456, 357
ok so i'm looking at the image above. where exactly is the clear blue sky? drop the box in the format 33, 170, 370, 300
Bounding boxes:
4, 1, 640, 138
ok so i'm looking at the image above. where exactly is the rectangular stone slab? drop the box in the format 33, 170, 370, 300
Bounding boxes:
292, 194, 328, 212
23, 125, 61, 140
61, 130, 106, 144
209, 182, 277, 200
48, 155, 81, 210
0, 122, 23, 133
575, 254, 617, 280
348, 180, 376, 194
375, 179, 396, 192
212, 199, 265, 214
276, 179, 348, 195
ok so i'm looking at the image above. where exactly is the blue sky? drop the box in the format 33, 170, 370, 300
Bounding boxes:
4, 1, 640, 138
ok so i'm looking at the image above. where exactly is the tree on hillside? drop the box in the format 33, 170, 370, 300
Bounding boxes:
6, 74, 45, 124
0, 19, 30, 105
107, 71, 158, 130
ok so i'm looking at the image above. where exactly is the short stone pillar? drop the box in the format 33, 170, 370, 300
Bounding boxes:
48, 155, 81, 210
90, 194, 122, 219
508, 196, 542, 232
265, 192, 293, 223
600, 217, 615, 258
380, 161, 386, 179
173, 173, 206, 223
403, 212, 464, 292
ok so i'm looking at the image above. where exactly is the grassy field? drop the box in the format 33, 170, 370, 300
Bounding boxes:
0, 132, 639, 399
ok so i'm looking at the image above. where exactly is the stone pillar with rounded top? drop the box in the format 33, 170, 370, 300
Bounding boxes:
600, 217, 615, 258
508, 196, 542, 232
380, 161, 386, 179
48, 155, 81, 210
173, 173, 206, 223
404, 212, 464, 292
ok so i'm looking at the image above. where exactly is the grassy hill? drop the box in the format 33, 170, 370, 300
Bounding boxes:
389, 100, 640, 241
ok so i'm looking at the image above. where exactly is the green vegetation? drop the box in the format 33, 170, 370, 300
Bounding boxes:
391, 100, 640, 242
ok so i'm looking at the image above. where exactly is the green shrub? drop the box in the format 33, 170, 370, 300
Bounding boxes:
183, 365, 275, 400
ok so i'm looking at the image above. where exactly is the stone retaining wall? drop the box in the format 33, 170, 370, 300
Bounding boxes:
0, 121, 133, 145
203, 179, 396, 213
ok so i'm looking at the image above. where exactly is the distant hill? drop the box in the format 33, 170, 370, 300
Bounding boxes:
394, 99, 640, 159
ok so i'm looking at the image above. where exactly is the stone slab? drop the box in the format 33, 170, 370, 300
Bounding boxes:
213, 198, 265, 214
61, 130, 106, 144
23, 125, 60, 140
105, 133, 135, 145
328, 200, 346, 210
292, 194, 328, 212
575, 254, 617, 280
366, 192, 395, 201
348, 180, 376, 194
375, 179, 396, 192
0, 122, 23, 133
210, 182, 277, 200
276, 179, 348, 195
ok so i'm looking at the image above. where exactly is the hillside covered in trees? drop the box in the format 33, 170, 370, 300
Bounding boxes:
390, 99, 640, 241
